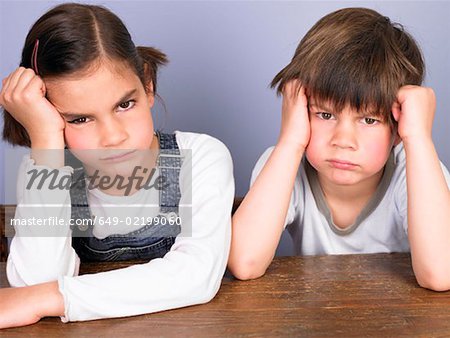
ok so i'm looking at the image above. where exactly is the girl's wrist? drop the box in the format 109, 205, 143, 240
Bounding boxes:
32, 281, 65, 319
30, 131, 65, 149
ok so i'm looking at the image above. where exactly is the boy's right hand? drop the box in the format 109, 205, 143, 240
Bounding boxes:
0, 67, 65, 148
278, 80, 311, 152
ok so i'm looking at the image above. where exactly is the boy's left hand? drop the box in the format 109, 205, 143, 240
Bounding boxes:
392, 85, 436, 144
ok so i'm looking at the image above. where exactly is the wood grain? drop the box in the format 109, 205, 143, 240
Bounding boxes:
2, 253, 450, 337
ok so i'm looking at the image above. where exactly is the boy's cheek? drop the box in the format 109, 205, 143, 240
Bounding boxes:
363, 142, 393, 170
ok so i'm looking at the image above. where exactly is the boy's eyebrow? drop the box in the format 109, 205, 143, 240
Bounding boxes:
308, 102, 335, 112
58, 88, 138, 119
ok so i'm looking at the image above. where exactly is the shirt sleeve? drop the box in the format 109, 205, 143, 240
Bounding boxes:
250, 146, 299, 228
6, 155, 80, 287
57, 133, 234, 322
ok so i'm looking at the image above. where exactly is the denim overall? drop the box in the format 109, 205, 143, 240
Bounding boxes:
68, 131, 182, 262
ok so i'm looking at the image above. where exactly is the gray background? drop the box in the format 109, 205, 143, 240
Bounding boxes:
1, 1, 449, 254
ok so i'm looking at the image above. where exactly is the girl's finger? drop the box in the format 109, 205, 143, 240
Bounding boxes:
2, 67, 27, 97
22, 74, 45, 100
11, 68, 36, 94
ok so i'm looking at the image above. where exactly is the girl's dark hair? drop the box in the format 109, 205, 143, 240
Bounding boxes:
271, 7, 424, 125
3, 2, 168, 147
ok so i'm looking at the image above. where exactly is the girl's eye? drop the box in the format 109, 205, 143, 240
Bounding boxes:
118, 100, 136, 111
67, 117, 88, 124
362, 117, 379, 125
317, 112, 334, 120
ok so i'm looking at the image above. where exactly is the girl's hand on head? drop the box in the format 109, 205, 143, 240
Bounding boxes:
0, 67, 65, 148
391, 85, 436, 145
278, 80, 311, 152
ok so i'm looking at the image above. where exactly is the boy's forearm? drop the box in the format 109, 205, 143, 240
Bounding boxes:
404, 138, 450, 291
229, 142, 304, 280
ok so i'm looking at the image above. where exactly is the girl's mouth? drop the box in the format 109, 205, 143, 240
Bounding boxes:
100, 150, 137, 162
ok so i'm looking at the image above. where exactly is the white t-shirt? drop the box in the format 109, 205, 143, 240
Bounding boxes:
7, 131, 234, 322
251, 143, 450, 256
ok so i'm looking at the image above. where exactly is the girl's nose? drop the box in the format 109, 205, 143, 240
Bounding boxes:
330, 120, 357, 150
99, 116, 128, 148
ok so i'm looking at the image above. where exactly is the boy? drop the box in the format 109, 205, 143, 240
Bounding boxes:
229, 7, 450, 291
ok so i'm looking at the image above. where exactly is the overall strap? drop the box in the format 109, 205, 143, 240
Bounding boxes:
156, 131, 183, 214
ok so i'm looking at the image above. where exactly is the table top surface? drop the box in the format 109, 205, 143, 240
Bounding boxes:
1, 253, 450, 337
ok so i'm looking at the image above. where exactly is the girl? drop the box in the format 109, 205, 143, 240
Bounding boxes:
0, 3, 234, 327
228, 8, 450, 290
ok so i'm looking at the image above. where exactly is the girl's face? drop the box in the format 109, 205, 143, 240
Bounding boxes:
306, 101, 395, 189
45, 61, 157, 176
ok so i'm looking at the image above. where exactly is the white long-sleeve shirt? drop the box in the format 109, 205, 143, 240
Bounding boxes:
7, 131, 234, 322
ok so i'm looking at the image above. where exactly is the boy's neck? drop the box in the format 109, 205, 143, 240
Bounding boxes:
317, 169, 384, 203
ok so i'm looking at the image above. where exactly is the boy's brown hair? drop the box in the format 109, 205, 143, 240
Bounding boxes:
271, 7, 424, 123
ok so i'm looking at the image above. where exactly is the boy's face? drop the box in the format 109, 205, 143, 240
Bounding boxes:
306, 101, 395, 188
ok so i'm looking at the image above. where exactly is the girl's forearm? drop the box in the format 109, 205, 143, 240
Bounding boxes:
33, 281, 65, 318
229, 142, 304, 280
30, 131, 65, 168
404, 138, 450, 291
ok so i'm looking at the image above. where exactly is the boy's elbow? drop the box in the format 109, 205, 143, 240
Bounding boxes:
228, 259, 268, 281
416, 269, 450, 292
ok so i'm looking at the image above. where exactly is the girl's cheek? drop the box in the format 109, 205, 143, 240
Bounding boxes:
64, 128, 94, 149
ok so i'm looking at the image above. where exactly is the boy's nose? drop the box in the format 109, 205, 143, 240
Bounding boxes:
99, 116, 129, 148
330, 121, 357, 150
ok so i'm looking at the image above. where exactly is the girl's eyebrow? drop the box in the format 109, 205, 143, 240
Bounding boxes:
59, 88, 138, 119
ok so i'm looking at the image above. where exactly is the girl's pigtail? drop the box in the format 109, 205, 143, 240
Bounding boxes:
136, 47, 168, 94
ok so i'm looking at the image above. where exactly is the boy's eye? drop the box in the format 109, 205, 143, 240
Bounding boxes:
118, 100, 136, 111
67, 117, 87, 124
362, 117, 379, 125
317, 112, 334, 120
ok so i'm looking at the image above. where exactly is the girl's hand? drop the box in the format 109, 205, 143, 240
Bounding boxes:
0, 287, 42, 328
0, 67, 65, 147
278, 80, 311, 152
391, 85, 436, 145
0, 282, 64, 329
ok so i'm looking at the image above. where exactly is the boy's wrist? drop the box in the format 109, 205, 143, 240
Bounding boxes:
401, 135, 434, 150
275, 139, 306, 157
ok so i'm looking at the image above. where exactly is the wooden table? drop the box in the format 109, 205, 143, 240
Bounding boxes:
2, 253, 450, 336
